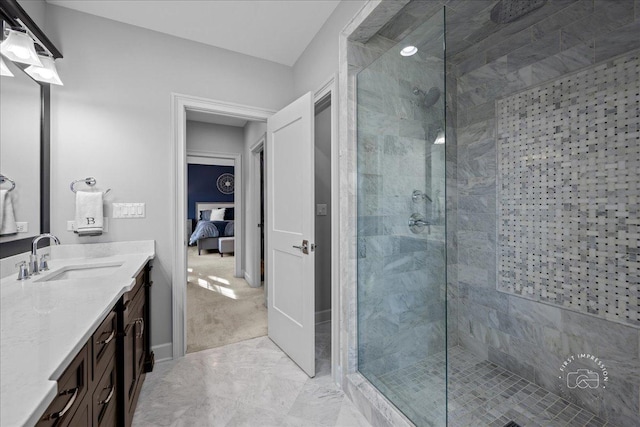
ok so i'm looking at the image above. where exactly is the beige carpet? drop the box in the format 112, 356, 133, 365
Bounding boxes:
187, 246, 267, 353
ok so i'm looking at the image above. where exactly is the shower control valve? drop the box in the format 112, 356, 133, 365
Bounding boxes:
409, 213, 430, 234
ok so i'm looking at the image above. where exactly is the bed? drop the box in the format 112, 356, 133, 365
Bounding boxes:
189, 202, 235, 255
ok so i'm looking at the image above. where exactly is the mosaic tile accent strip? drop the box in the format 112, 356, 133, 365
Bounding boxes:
497, 51, 640, 327
376, 347, 608, 426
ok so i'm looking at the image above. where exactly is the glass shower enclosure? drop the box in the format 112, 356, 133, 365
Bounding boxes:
357, 9, 447, 427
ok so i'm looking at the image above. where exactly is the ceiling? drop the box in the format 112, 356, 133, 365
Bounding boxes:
46, 0, 341, 66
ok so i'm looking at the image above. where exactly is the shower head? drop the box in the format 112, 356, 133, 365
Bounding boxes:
490, 0, 547, 24
413, 86, 441, 109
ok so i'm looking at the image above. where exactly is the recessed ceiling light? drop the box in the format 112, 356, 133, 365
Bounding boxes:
400, 46, 418, 56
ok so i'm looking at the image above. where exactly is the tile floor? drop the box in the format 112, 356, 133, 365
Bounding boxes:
377, 346, 611, 427
133, 323, 371, 427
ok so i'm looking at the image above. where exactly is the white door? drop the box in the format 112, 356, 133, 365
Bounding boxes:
267, 92, 315, 377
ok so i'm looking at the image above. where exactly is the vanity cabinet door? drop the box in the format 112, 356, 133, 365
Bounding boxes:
92, 358, 117, 427
124, 291, 145, 425
92, 310, 117, 383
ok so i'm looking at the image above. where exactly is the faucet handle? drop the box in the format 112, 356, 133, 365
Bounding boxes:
39, 254, 50, 271
15, 261, 30, 280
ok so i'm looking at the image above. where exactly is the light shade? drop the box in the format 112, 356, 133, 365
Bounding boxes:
434, 129, 445, 145
0, 29, 43, 67
25, 55, 63, 85
0, 56, 13, 77
400, 45, 418, 57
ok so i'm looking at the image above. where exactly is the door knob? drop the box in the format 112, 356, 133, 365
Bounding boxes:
292, 240, 309, 254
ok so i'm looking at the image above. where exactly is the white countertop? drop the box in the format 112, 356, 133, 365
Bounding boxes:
0, 241, 155, 427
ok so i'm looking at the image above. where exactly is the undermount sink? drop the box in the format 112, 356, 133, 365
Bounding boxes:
36, 262, 124, 282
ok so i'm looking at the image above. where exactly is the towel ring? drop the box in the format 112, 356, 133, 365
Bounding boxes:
70, 177, 111, 195
0, 174, 16, 192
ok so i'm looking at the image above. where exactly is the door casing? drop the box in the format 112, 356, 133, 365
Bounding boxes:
170, 76, 340, 385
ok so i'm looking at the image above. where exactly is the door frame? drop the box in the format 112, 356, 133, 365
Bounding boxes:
171, 93, 275, 359
170, 75, 339, 375
186, 149, 242, 276
249, 134, 265, 291
314, 75, 341, 385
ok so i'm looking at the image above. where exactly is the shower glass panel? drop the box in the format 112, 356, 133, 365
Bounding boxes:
357, 9, 447, 427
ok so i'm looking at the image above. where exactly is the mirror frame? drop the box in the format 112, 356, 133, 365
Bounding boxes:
0, 0, 60, 258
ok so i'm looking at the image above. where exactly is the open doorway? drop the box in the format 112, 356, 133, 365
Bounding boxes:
172, 81, 339, 381
185, 113, 267, 353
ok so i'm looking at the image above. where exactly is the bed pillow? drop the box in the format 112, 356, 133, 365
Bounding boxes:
199, 210, 211, 221
210, 208, 226, 221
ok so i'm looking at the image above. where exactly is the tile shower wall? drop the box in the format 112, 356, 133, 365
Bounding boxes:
497, 52, 640, 327
449, 0, 640, 425
356, 27, 447, 377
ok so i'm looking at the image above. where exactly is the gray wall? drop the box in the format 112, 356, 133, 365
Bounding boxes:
315, 105, 332, 315
293, 0, 367, 95
242, 121, 267, 288
43, 4, 295, 356
187, 121, 244, 155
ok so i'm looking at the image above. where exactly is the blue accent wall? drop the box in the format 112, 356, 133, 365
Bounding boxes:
187, 164, 234, 219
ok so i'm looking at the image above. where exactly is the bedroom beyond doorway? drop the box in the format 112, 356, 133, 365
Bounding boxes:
186, 246, 267, 353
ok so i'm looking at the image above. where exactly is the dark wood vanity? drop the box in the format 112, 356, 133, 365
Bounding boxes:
35, 263, 154, 427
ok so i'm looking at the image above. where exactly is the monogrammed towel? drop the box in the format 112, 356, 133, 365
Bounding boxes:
75, 191, 103, 236
0, 189, 17, 235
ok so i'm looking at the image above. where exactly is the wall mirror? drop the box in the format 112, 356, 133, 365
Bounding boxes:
0, 0, 60, 258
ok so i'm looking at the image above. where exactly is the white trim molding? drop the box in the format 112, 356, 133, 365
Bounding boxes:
187, 149, 243, 278
171, 93, 275, 360
312, 74, 340, 386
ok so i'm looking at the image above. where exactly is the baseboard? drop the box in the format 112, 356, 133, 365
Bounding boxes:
244, 271, 255, 287
152, 343, 173, 363
315, 309, 331, 325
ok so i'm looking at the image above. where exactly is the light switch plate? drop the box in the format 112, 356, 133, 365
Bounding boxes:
113, 203, 145, 218
316, 204, 327, 216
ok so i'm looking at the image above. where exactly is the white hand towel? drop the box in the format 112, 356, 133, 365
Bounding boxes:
75, 191, 103, 236
0, 189, 18, 235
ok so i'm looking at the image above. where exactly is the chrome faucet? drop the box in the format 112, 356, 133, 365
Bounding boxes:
30, 233, 61, 275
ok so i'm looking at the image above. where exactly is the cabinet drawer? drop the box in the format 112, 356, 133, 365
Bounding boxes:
123, 267, 146, 307
92, 358, 117, 427
92, 310, 117, 382
63, 394, 90, 427
36, 344, 89, 427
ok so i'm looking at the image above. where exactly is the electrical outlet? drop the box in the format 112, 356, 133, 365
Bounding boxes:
16, 222, 28, 233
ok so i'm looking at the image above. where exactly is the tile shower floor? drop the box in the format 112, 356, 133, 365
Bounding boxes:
377, 346, 611, 427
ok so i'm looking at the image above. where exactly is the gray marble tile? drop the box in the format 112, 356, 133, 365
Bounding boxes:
485, 27, 533, 64
531, 42, 594, 85
594, 20, 640, 62
488, 346, 536, 382
506, 31, 561, 73
508, 296, 562, 330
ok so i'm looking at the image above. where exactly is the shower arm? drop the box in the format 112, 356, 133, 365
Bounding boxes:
412, 190, 432, 202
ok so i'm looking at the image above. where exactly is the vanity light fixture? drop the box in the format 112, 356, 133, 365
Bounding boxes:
0, 29, 42, 66
434, 129, 445, 144
400, 45, 418, 56
0, 56, 13, 77
25, 54, 63, 85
